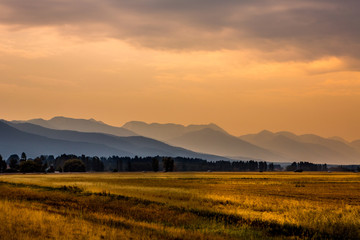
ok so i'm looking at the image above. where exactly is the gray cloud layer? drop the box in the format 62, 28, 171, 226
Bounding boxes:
1, 0, 360, 60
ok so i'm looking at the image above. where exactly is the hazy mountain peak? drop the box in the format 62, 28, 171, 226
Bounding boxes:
50, 116, 65, 120
14, 116, 137, 137
167, 127, 281, 160
50, 116, 104, 124
123, 121, 147, 128
123, 121, 227, 141
187, 123, 227, 134
239, 128, 360, 164
276, 131, 298, 138
329, 136, 349, 144
184, 127, 223, 136
4, 117, 360, 164
257, 130, 274, 136
3, 120, 230, 161
88, 118, 105, 124
30, 118, 45, 121
11, 118, 44, 124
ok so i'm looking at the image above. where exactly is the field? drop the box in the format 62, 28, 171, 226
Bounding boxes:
0, 172, 359, 239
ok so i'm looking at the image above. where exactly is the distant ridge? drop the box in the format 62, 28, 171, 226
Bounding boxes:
0, 120, 130, 157
351, 140, 360, 151
2, 120, 230, 161
122, 121, 228, 141
13, 116, 137, 137
329, 136, 349, 144
239, 130, 360, 164
6, 117, 360, 164
167, 128, 283, 161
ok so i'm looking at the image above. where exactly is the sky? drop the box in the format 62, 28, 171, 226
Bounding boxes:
1, 0, 360, 140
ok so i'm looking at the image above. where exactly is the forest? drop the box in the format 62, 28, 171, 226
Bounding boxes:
1, 152, 354, 174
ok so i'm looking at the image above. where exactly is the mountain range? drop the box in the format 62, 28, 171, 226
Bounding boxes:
122, 121, 228, 141
239, 131, 360, 164
166, 128, 284, 161
2, 116, 360, 164
122, 121, 360, 164
0, 120, 127, 158
13, 116, 137, 137
0, 120, 229, 161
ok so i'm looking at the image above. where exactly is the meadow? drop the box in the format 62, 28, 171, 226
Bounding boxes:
0, 172, 359, 239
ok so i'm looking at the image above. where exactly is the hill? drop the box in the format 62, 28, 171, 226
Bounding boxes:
351, 140, 360, 151
122, 121, 228, 141
0, 121, 129, 158
7, 117, 360, 164
167, 128, 283, 161
239, 130, 360, 164
13, 116, 136, 137
3, 121, 229, 161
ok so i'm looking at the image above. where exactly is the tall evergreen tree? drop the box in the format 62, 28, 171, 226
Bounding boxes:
0, 155, 6, 172
21, 152, 27, 161
152, 157, 159, 172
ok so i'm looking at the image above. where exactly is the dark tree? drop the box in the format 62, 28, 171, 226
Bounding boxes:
21, 152, 27, 161
20, 160, 37, 173
33, 157, 43, 172
259, 161, 267, 172
169, 158, 174, 171
286, 162, 298, 171
92, 156, 104, 172
163, 157, 174, 172
55, 154, 79, 170
7, 154, 19, 162
248, 160, 258, 171
323, 164, 328, 171
63, 159, 86, 172
268, 163, 275, 171
127, 159, 132, 171
42, 162, 48, 172
47, 155, 55, 166
0, 155, 6, 172
8, 155, 19, 170
152, 157, 159, 172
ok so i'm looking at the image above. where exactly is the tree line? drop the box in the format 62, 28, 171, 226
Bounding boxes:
285, 162, 328, 172
0, 153, 358, 173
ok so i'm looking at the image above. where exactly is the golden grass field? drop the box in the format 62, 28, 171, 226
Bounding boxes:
0, 172, 359, 239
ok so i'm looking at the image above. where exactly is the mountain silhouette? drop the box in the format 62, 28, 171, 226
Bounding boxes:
0, 121, 130, 158
328, 136, 349, 144
240, 130, 360, 164
122, 121, 228, 141
167, 128, 283, 161
4, 121, 229, 161
13, 116, 136, 137
351, 140, 360, 151
6, 117, 360, 164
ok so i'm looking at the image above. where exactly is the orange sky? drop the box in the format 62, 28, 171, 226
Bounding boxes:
1, 1, 360, 140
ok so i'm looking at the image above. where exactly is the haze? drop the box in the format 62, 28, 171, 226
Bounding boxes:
1, 0, 360, 140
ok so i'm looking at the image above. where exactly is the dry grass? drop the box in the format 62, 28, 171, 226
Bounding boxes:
0, 172, 359, 239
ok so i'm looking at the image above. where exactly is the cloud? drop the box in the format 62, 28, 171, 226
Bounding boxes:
1, 0, 360, 61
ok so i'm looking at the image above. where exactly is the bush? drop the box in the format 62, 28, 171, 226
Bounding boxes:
63, 159, 86, 172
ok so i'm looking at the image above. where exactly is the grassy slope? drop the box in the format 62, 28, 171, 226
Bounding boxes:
0, 172, 359, 239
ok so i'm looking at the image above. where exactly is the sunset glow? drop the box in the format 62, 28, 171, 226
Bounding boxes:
1, 0, 360, 140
